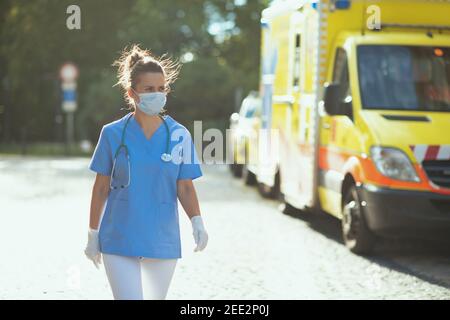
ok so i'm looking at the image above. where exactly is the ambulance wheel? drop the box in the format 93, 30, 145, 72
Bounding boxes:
257, 172, 280, 199
229, 149, 243, 177
231, 163, 243, 178
342, 184, 376, 255
280, 199, 299, 216
277, 192, 297, 215
242, 164, 256, 186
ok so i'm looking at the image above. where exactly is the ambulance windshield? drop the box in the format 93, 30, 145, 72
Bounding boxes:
357, 45, 450, 112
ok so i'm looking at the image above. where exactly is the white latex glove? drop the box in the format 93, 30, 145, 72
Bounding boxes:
190, 215, 208, 252
84, 228, 102, 269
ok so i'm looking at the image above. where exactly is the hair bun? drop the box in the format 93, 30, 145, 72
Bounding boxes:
127, 45, 146, 70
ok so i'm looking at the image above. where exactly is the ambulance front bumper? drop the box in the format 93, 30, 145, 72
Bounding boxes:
357, 184, 450, 240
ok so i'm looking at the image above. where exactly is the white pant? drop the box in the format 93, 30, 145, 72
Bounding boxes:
102, 253, 178, 300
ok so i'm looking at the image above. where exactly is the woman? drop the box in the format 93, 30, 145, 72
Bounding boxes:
84, 44, 208, 300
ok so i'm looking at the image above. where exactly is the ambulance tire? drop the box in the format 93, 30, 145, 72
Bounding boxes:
257, 172, 280, 199
342, 184, 376, 255
282, 202, 299, 215
242, 164, 257, 186
230, 148, 243, 177
278, 192, 300, 215
231, 163, 243, 178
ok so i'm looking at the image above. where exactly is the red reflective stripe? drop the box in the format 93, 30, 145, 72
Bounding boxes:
424, 145, 439, 160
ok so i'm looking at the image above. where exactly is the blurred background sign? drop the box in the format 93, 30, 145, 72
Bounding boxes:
60, 62, 78, 153
60, 62, 79, 83
60, 62, 78, 113
62, 82, 77, 113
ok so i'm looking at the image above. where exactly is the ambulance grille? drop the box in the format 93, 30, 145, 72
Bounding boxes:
422, 160, 450, 189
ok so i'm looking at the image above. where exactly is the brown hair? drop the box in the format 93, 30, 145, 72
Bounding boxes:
112, 44, 182, 111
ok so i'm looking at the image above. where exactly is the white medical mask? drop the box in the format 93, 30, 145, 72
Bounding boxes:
132, 89, 167, 116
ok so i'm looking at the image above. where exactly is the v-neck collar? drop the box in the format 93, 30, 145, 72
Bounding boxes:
130, 113, 167, 143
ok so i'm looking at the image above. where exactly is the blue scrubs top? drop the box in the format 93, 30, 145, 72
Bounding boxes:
88, 112, 203, 259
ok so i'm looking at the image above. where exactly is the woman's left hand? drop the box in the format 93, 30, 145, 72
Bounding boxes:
190, 215, 208, 252
84, 228, 102, 269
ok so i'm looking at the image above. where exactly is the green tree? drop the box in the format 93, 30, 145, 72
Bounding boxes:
208, 0, 270, 97
0, 0, 269, 146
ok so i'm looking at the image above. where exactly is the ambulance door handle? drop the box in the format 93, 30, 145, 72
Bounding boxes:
322, 123, 331, 129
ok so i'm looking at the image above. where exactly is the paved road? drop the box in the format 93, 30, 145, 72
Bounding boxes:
0, 156, 449, 299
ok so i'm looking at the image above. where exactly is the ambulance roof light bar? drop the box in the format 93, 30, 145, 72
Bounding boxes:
312, 0, 350, 10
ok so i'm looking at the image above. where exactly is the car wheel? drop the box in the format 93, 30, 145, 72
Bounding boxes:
342, 184, 377, 255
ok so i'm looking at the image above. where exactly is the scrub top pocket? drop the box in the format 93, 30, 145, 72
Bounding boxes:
161, 160, 180, 180
110, 147, 130, 190
159, 144, 182, 195
108, 187, 129, 201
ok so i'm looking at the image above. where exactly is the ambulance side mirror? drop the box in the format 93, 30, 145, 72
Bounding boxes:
323, 83, 353, 120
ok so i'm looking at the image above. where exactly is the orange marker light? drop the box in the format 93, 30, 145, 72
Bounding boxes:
434, 48, 444, 57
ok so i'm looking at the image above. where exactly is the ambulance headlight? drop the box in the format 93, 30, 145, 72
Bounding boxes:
370, 147, 420, 182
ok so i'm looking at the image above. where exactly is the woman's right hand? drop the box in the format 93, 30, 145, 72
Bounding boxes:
84, 228, 102, 269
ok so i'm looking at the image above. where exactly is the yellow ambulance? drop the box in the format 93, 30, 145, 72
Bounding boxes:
253, 0, 450, 254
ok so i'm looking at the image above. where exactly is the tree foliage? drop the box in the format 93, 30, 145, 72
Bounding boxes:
0, 0, 270, 143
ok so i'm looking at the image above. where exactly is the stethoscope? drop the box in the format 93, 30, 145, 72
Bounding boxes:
110, 112, 172, 190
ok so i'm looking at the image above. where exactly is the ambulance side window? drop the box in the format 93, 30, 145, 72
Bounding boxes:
332, 48, 350, 99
